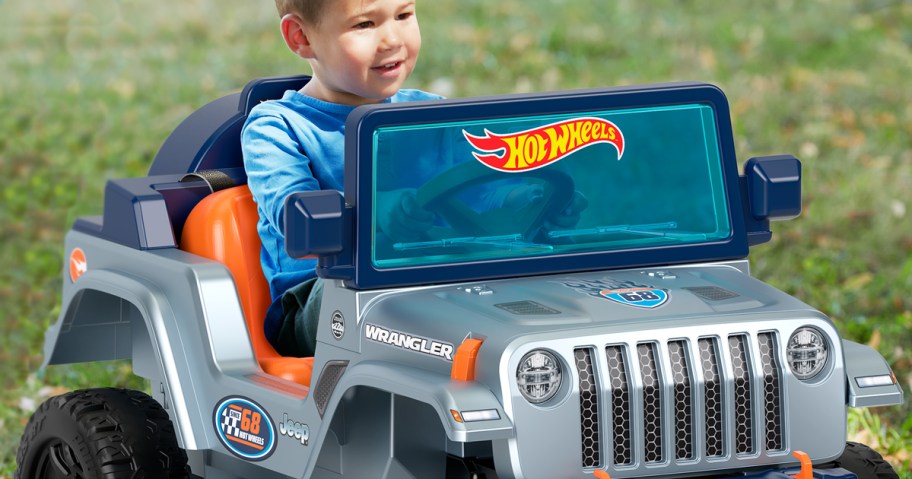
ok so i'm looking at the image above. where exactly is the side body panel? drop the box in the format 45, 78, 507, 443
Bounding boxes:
49, 231, 513, 478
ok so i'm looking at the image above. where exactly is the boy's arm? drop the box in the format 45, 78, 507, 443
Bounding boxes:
242, 114, 320, 235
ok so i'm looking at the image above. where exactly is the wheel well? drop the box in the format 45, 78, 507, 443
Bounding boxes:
313, 386, 448, 478
47, 289, 143, 365
47, 288, 163, 386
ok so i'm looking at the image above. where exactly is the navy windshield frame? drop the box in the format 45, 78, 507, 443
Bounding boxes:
341, 82, 748, 289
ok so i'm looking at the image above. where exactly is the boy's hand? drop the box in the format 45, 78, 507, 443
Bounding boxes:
377, 188, 435, 242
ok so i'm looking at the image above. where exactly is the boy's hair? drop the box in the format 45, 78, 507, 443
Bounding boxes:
274, 0, 328, 24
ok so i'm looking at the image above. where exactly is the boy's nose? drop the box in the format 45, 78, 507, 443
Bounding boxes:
378, 23, 403, 50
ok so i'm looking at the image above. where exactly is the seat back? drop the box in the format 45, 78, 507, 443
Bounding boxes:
181, 185, 278, 359
150, 75, 311, 176
181, 185, 314, 385
171, 76, 316, 386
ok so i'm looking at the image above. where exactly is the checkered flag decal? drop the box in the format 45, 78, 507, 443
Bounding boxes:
221, 407, 242, 437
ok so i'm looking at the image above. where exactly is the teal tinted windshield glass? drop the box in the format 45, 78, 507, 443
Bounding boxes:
372, 103, 730, 269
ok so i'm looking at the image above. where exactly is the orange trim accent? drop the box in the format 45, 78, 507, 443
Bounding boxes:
181, 186, 313, 386
592, 470, 611, 479
228, 404, 243, 411
450, 409, 463, 423
791, 450, 813, 479
891, 370, 897, 384
69, 247, 87, 283
451, 338, 484, 381
226, 434, 265, 450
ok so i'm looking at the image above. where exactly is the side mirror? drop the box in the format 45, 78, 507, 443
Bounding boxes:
744, 155, 802, 221
284, 190, 346, 258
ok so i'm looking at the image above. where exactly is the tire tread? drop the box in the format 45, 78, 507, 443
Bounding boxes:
16, 388, 190, 479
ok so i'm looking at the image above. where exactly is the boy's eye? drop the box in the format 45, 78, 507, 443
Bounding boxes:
397, 12, 413, 20
354, 21, 373, 29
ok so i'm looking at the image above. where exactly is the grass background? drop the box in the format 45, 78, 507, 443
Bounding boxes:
1, 0, 910, 475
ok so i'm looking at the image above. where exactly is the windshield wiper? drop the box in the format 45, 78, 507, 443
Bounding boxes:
548, 221, 708, 241
394, 234, 554, 252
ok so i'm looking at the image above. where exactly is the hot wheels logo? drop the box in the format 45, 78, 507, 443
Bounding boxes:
213, 397, 276, 461
463, 117, 624, 172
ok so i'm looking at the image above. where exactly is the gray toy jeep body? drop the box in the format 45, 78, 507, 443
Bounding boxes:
26, 77, 902, 479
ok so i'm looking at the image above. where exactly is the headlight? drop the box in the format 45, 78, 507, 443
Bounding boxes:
786, 327, 828, 380
516, 349, 562, 404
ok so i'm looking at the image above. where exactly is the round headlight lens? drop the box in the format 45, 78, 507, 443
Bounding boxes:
516, 350, 562, 404
786, 327, 828, 380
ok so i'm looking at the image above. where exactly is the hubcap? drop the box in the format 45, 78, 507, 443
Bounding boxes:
34, 439, 86, 479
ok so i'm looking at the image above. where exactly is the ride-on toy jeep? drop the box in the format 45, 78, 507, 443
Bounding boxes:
17, 76, 904, 479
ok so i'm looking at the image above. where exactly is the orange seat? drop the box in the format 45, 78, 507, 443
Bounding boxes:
181, 185, 313, 386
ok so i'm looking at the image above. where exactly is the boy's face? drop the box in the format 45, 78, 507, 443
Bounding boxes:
297, 0, 421, 105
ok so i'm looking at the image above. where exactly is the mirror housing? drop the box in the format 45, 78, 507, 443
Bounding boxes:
744, 155, 802, 221
284, 190, 346, 258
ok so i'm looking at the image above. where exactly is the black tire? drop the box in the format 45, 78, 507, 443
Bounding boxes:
446, 455, 498, 479
16, 388, 191, 479
833, 442, 899, 479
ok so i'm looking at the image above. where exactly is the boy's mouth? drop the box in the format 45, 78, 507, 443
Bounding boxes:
373, 61, 403, 72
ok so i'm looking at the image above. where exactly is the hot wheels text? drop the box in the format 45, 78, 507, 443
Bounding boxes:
464, 117, 624, 172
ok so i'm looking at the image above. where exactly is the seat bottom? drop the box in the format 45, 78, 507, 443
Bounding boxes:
260, 356, 314, 385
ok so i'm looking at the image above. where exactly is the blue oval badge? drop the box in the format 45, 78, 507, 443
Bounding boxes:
600, 287, 669, 308
213, 396, 276, 461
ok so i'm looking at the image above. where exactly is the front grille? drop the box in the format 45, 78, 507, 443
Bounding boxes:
574, 332, 785, 470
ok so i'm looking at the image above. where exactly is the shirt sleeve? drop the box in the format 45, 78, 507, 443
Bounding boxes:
242, 112, 320, 235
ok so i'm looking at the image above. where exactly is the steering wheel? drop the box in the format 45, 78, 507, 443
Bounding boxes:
414, 160, 575, 239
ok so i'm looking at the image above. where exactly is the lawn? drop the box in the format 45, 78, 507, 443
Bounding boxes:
1, 0, 910, 476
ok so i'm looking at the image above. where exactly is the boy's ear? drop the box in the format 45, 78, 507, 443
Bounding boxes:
280, 13, 316, 59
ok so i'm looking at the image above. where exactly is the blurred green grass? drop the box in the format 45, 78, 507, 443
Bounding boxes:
1, 0, 910, 475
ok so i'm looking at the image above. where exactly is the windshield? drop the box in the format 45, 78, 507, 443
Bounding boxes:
371, 103, 730, 269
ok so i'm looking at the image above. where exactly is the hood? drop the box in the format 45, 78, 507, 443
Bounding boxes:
359, 262, 815, 353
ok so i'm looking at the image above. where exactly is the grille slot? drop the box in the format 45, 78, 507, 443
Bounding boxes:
637, 343, 663, 463
575, 332, 786, 469
698, 338, 724, 457
575, 348, 601, 468
667, 340, 694, 460
758, 332, 784, 451
729, 335, 755, 454
606, 345, 632, 466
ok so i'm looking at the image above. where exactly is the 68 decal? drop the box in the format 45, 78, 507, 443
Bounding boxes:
600, 287, 669, 309
213, 396, 276, 461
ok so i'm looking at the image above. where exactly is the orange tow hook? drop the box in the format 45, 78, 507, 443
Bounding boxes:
791, 450, 813, 479
592, 471, 611, 479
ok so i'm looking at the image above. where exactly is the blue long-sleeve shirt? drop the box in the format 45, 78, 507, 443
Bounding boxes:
241, 89, 442, 300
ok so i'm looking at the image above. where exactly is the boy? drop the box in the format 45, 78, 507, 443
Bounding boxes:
242, 0, 441, 357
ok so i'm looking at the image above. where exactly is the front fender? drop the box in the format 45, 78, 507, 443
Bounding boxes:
45, 230, 267, 453
843, 339, 904, 407
45, 266, 213, 451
